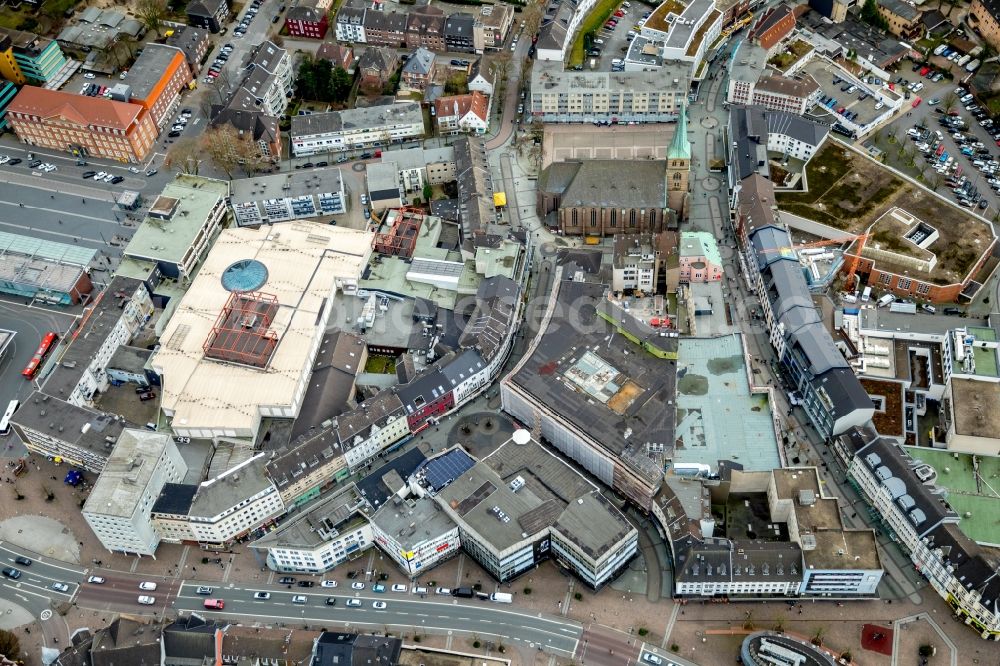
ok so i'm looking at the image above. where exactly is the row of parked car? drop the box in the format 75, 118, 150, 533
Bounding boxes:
203, 43, 234, 84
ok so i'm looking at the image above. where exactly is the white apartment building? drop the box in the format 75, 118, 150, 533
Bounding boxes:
837, 427, 1000, 639
152, 455, 285, 547
371, 495, 461, 576
83, 429, 187, 557
253, 485, 374, 573
380, 146, 456, 194
337, 392, 410, 472
640, 0, 722, 69
535, 0, 599, 61
290, 103, 425, 157
612, 233, 660, 293
43, 275, 152, 409
529, 61, 688, 123
242, 41, 294, 117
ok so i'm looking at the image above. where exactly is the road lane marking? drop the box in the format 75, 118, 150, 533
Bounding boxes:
0, 545, 86, 576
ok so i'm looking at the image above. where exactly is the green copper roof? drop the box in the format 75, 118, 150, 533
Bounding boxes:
680, 231, 721, 267
668, 104, 690, 160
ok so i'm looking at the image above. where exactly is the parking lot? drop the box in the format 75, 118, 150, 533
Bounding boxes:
800, 58, 897, 129
876, 75, 1000, 218
587, 1, 644, 71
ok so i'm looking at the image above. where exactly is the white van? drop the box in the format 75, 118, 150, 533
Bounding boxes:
877, 294, 896, 308
861, 286, 872, 302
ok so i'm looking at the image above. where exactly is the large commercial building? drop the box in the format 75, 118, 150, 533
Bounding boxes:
529, 61, 688, 123
152, 455, 284, 547
501, 277, 676, 510
7, 86, 157, 163
290, 102, 425, 157
83, 429, 187, 557
731, 176, 875, 438
151, 223, 373, 440
41, 276, 152, 409
121, 175, 229, 282
124, 44, 192, 127
228, 168, 347, 226
430, 437, 638, 588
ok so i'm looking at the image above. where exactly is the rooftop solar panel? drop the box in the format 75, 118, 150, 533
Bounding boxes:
423, 449, 475, 491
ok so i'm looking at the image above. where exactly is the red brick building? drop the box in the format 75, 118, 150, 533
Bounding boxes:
285, 0, 329, 39
749, 4, 796, 51
850, 241, 998, 304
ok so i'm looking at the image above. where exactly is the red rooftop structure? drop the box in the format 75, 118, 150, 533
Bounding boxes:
203, 291, 280, 368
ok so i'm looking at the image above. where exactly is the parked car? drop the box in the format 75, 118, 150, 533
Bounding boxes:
278, 577, 296, 584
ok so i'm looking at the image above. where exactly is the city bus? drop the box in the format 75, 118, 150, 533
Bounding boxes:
0, 400, 19, 435
21, 331, 57, 379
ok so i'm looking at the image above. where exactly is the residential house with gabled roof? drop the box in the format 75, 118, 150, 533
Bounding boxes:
434, 90, 489, 135
401, 47, 436, 91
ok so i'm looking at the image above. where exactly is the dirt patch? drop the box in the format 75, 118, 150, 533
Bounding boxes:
777, 142, 995, 284
607, 380, 644, 414
677, 374, 708, 395
707, 356, 740, 375
860, 378, 904, 436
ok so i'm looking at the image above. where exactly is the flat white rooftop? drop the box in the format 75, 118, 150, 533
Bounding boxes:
153, 222, 374, 437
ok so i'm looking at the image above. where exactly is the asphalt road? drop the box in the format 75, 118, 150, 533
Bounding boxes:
0, 539, 582, 656
174, 583, 581, 655
0, 543, 80, 616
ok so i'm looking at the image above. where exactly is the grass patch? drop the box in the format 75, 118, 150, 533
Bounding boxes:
567, 0, 622, 68
985, 95, 1000, 117
767, 39, 813, 72
364, 354, 397, 374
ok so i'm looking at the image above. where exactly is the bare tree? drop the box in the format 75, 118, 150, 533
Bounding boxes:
165, 137, 203, 175
521, 0, 544, 39
201, 125, 243, 178
135, 0, 169, 36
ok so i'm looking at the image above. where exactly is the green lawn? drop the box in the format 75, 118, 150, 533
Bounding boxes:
567, 0, 621, 68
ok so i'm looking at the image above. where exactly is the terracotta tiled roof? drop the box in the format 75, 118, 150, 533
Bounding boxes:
9, 86, 141, 130
434, 90, 488, 122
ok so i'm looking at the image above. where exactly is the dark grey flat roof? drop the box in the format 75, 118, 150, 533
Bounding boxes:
507, 279, 673, 485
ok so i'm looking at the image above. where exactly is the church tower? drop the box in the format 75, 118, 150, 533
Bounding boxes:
666, 104, 691, 218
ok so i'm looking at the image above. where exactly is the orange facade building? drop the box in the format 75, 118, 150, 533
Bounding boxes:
7, 86, 157, 163
125, 44, 192, 127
